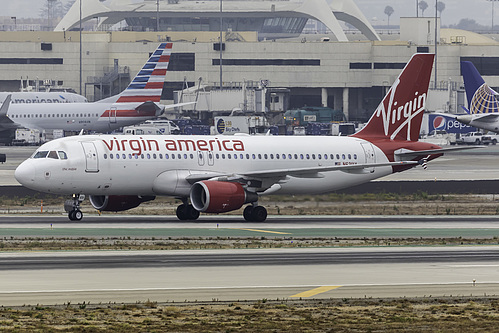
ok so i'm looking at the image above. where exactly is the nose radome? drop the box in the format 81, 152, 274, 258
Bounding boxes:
15, 161, 35, 186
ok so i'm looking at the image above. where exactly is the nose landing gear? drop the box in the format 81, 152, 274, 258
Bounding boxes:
64, 194, 85, 221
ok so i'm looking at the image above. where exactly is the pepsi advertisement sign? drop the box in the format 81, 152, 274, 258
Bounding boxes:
428, 113, 476, 134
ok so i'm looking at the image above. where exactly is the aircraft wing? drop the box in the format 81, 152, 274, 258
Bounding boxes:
239, 160, 418, 178
185, 160, 418, 186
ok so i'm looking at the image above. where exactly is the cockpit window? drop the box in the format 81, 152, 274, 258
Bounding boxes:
32, 150, 68, 160
48, 151, 59, 159
33, 151, 49, 159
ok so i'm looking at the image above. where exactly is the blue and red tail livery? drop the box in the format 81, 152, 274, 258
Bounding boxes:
116, 42, 172, 104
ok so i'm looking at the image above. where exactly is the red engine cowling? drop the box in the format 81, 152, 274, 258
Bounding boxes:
89, 195, 155, 212
190, 181, 257, 213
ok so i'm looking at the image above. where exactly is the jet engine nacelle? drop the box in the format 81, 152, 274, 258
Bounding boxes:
89, 195, 155, 212
190, 181, 258, 213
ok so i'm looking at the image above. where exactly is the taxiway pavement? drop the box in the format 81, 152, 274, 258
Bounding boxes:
1, 247, 498, 306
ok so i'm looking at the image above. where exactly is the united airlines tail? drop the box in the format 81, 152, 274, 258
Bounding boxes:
461, 61, 499, 114
353, 53, 435, 142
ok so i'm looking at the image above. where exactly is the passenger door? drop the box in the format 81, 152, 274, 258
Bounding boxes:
81, 141, 99, 173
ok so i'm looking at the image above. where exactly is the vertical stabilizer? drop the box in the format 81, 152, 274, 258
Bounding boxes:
115, 42, 172, 104
461, 61, 499, 114
352, 53, 434, 142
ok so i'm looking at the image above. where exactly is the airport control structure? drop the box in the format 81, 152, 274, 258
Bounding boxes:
1, 0, 499, 125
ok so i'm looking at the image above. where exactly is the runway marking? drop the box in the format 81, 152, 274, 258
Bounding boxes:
290, 286, 341, 298
231, 228, 291, 235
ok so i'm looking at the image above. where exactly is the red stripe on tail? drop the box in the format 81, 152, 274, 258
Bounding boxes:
116, 96, 161, 103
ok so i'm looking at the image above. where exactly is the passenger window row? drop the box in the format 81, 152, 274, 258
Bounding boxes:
10, 113, 99, 119
103, 152, 358, 161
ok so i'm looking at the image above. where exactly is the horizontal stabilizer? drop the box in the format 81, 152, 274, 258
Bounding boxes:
135, 101, 162, 114
468, 113, 499, 122
395, 145, 482, 158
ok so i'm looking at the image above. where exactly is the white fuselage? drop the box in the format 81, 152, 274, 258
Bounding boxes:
0, 92, 87, 104
6, 102, 156, 132
15, 134, 393, 196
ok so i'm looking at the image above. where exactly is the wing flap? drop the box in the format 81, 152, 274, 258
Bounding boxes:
240, 160, 417, 179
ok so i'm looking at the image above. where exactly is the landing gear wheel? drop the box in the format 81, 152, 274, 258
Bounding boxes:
65, 194, 85, 221
243, 205, 267, 222
243, 205, 254, 222
177, 204, 200, 221
186, 204, 200, 220
176, 204, 188, 220
68, 210, 83, 221
251, 206, 267, 222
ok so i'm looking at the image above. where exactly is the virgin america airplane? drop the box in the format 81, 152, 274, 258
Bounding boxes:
15, 53, 457, 222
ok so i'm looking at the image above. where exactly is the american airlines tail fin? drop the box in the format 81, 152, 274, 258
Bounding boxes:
461, 61, 499, 114
115, 42, 172, 104
352, 53, 434, 142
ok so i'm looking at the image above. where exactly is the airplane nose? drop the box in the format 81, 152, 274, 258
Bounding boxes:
456, 115, 472, 124
15, 161, 35, 186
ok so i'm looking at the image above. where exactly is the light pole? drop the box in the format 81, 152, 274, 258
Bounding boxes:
489, 0, 499, 31
79, 0, 82, 95
156, 0, 160, 31
434, 0, 438, 89
219, 0, 223, 90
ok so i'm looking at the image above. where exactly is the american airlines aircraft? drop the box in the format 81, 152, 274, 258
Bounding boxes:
0, 42, 189, 143
456, 61, 499, 132
0, 91, 87, 104
16, 53, 458, 222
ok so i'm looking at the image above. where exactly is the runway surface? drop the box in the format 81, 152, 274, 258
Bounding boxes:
1, 247, 499, 306
1, 216, 499, 305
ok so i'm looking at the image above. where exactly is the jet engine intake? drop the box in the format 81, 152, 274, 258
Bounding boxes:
190, 181, 258, 213
89, 195, 155, 212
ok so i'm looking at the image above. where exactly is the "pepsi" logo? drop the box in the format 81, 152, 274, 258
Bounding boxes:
432, 116, 446, 130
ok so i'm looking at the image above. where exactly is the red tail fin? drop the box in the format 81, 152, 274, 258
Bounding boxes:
353, 53, 434, 142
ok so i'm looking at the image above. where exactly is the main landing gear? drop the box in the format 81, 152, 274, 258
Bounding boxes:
64, 194, 85, 221
243, 204, 267, 222
176, 202, 200, 221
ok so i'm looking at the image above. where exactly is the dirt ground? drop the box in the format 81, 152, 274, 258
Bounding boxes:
2, 298, 499, 332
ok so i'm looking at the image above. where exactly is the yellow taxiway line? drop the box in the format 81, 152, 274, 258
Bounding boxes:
231, 228, 291, 235
290, 286, 342, 298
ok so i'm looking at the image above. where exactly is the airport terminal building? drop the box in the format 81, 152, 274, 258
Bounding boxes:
1, 0, 499, 122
